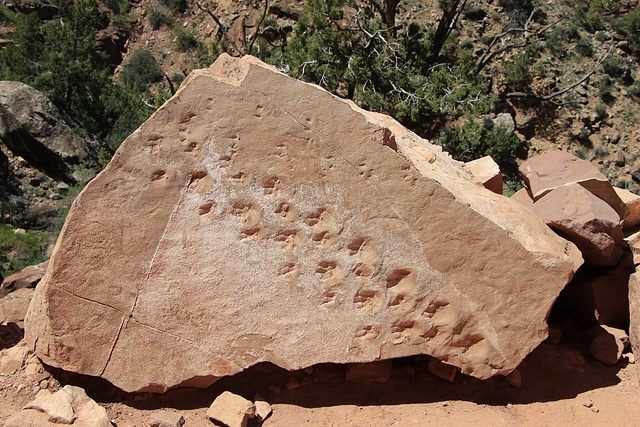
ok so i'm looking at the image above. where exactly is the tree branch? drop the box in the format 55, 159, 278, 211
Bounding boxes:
196, 1, 244, 56
504, 46, 613, 103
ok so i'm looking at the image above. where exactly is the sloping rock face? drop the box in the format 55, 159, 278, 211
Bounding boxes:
0, 81, 101, 182
25, 55, 582, 393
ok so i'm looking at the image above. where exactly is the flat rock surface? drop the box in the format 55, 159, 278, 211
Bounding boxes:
26, 54, 581, 393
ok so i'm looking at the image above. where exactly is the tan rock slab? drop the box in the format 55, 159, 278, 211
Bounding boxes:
253, 394, 272, 422
530, 183, 624, 266
4, 385, 110, 427
207, 391, 255, 427
463, 155, 503, 195
26, 54, 582, 393
520, 150, 629, 219
628, 231, 640, 263
0, 260, 48, 298
511, 188, 534, 208
1, 339, 28, 374
0, 287, 34, 326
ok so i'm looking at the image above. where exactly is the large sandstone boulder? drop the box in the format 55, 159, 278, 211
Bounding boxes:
519, 150, 629, 220
530, 184, 624, 266
25, 54, 582, 393
0, 81, 101, 182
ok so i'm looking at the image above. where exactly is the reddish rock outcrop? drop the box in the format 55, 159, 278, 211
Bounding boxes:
530, 184, 624, 266
25, 55, 581, 393
519, 150, 629, 220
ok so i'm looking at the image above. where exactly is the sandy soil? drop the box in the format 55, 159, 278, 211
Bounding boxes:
1, 319, 639, 427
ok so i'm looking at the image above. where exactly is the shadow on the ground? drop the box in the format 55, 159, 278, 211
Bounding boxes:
45, 325, 629, 413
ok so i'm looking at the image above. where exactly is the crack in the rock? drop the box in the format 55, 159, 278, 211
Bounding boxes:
51, 285, 126, 315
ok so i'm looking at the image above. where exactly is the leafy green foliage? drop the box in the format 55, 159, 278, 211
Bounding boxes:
0, 225, 49, 274
195, 40, 221, 68
148, 8, 173, 30
174, 28, 200, 52
265, 0, 494, 136
602, 56, 628, 78
598, 76, 615, 103
437, 121, 524, 179
576, 37, 594, 57
160, 0, 187, 13
502, 52, 533, 91
0, 0, 153, 160
613, 7, 640, 57
119, 48, 164, 91
104, 0, 131, 14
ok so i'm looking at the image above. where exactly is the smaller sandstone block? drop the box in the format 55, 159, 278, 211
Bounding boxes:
531, 184, 624, 266
5, 385, 110, 427
149, 410, 185, 427
589, 325, 629, 365
0, 287, 34, 326
463, 155, 503, 195
253, 394, 272, 422
614, 187, 640, 229
0, 260, 48, 298
1, 340, 28, 374
511, 188, 534, 208
428, 358, 457, 383
207, 391, 255, 427
520, 150, 628, 219
345, 360, 393, 385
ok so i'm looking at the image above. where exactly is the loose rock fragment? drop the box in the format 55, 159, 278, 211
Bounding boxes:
463, 156, 503, 195
149, 410, 185, 427
207, 391, 255, 427
25, 54, 582, 392
253, 394, 272, 422
588, 325, 629, 365
4, 385, 110, 427
614, 187, 640, 230
428, 358, 457, 383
